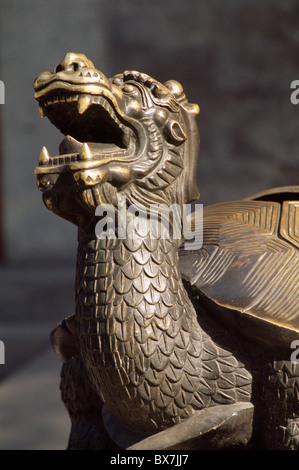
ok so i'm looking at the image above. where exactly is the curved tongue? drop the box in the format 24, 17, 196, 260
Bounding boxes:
59, 135, 123, 155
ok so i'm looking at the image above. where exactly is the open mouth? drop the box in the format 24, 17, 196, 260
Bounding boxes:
34, 84, 135, 174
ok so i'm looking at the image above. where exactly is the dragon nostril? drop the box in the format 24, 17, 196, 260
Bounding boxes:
54, 64, 63, 73
54, 62, 81, 73
71, 62, 80, 72
53, 53, 96, 75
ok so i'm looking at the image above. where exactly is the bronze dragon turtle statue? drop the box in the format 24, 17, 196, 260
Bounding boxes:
33, 53, 299, 450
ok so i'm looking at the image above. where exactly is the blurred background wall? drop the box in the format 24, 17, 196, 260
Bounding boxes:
0, 0, 298, 264
0, 0, 298, 448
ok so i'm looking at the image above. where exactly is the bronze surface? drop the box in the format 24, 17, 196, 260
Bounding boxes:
34, 53, 299, 450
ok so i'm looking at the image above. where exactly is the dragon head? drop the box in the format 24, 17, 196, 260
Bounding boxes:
34, 52, 200, 230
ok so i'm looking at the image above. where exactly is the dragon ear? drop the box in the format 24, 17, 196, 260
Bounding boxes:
164, 119, 187, 145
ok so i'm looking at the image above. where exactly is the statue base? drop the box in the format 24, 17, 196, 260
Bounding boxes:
102, 402, 254, 450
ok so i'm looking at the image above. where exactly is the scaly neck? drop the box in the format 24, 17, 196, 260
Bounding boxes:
75, 227, 203, 435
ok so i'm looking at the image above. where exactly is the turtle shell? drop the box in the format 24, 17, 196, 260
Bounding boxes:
179, 186, 299, 353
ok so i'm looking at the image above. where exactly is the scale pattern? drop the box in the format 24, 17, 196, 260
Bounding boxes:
75, 233, 252, 435
60, 356, 115, 449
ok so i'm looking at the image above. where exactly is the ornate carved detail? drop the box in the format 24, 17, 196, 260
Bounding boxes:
180, 200, 299, 332
34, 53, 299, 450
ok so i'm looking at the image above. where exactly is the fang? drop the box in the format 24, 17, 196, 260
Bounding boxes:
39, 146, 51, 165
78, 95, 91, 114
38, 105, 46, 118
79, 143, 93, 160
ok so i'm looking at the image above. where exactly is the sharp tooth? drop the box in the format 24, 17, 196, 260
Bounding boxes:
79, 143, 93, 160
39, 146, 50, 165
78, 95, 91, 114
38, 105, 46, 118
